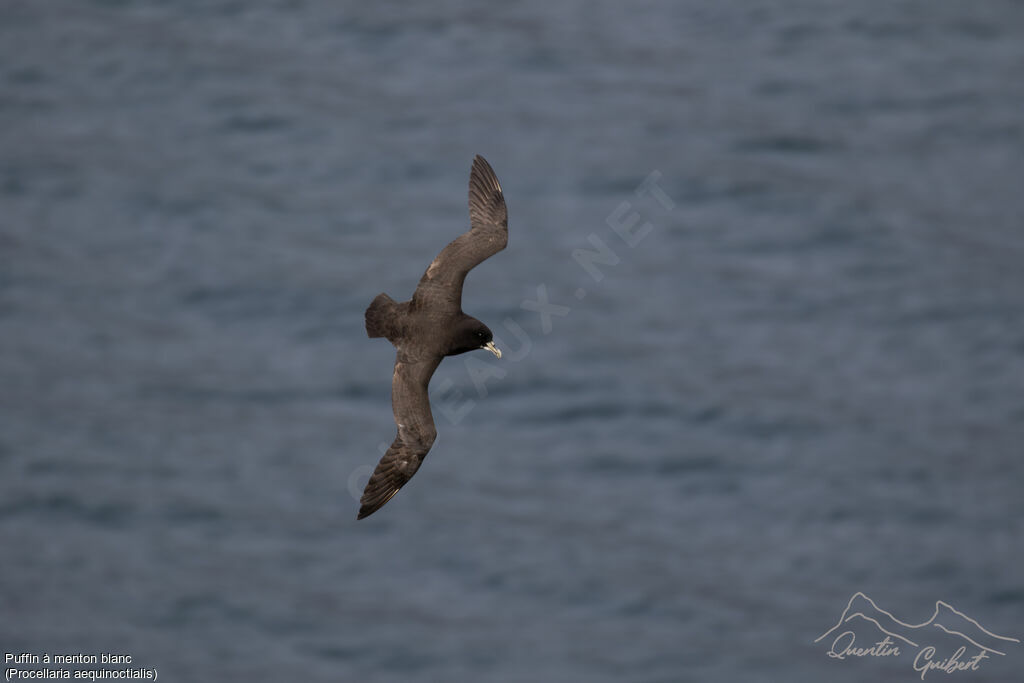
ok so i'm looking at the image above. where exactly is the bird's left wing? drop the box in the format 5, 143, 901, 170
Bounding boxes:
412, 155, 507, 313
357, 356, 442, 519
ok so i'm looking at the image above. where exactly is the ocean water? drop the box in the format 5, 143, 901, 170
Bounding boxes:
2, 2, 1023, 681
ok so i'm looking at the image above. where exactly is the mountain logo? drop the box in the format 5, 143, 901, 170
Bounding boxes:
816, 592, 1019, 679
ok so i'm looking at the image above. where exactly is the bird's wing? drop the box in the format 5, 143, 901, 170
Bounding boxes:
412, 155, 508, 313
358, 356, 442, 519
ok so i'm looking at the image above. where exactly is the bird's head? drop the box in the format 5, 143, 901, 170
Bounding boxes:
448, 317, 502, 358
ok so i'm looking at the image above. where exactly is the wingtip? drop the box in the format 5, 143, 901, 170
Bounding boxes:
469, 155, 502, 194
356, 501, 378, 520
357, 501, 381, 520
471, 153, 493, 173
357, 485, 403, 520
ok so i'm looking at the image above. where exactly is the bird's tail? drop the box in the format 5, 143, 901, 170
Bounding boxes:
365, 293, 398, 339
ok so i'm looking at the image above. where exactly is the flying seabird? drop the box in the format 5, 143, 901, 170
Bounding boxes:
358, 155, 508, 519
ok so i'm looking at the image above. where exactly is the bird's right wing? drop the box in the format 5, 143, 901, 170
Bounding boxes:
412, 155, 508, 313
358, 356, 441, 519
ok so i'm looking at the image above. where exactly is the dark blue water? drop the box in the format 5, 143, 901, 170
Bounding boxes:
2, 2, 1023, 681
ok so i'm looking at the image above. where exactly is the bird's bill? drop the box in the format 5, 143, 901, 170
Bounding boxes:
482, 341, 502, 358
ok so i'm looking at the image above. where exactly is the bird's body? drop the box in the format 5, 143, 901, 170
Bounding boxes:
358, 155, 508, 520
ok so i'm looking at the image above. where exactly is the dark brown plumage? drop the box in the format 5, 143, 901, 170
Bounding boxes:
358, 155, 509, 520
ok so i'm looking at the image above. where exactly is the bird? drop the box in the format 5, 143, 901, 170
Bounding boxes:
357, 155, 508, 520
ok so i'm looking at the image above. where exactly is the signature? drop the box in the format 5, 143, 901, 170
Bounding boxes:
817, 592, 1018, 679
